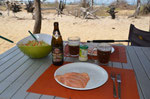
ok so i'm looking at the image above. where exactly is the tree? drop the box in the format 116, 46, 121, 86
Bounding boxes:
81, 0, 89, 8
129, 0, 141, 18
0, 0, 4, 5
91, 0, 94, 9
25, 1, 34, 19
141, 0, 150, 15
33, 0, 42, 34
134, 0, 141, 17
83, 0, 86, 8
55, 0, 58, 4
5, 1, 10, 16
116, 0, 119, 5
107, 7, 118, 19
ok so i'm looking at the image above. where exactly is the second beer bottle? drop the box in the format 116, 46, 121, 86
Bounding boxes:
51, 22, 64, 66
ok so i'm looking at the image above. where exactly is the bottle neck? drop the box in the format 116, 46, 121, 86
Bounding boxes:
54, 26, 59, 31
54, 22, 59, 31
53, 25, 61, 36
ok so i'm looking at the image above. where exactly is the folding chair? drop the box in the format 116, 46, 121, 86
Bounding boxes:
87, 24, 150, 47
129, 24, 150, 47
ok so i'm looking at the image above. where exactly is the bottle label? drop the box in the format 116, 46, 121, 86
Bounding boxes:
79, 48, 88, 61
54, 31, 59, 39
79, 49, 88, 58
52, 47, 63, 62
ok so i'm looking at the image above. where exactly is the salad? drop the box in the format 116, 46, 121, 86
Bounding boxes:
18, 40, 49, 46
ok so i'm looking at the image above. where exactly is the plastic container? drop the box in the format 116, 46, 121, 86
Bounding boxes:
79, 45, 88, 61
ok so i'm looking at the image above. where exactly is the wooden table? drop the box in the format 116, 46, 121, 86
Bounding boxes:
0, 45, 150, 99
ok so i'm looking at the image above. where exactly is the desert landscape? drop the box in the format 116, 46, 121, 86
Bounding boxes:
0, 6, 150, 54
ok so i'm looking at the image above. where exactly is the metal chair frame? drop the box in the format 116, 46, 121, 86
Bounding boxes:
87, 40, 130, 45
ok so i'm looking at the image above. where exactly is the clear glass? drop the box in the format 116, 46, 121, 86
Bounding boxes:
97, 43, 112, 65
87, 42, 98, 64
68, 36, 80, 57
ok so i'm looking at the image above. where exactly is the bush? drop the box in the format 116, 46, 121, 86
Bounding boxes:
110, 0, 135, 10
80, 0, 90, 8
140, 4, 150, 15
0, 0, 3, 5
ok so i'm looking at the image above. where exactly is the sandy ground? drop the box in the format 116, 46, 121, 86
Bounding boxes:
0, 10, 150, 54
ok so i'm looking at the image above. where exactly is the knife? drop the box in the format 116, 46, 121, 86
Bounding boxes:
117, 74, 121, 99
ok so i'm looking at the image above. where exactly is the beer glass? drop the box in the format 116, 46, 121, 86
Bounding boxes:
68, 36, 80, 57
97, 43, 112, 65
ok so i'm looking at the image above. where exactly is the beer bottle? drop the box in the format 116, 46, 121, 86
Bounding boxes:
51, 22, 64, 66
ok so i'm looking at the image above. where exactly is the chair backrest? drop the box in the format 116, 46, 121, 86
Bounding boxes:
129, 24, 150, 47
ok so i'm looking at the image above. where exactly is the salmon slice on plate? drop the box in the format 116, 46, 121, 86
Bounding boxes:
55, 72, 90, 88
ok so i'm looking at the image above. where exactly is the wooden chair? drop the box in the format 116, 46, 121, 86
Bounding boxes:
87, 24, 150, 47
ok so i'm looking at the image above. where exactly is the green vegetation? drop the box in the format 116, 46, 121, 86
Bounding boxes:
140, 4, 150, 15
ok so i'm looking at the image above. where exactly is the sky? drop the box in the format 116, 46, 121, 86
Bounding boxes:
47, 0, 138, 5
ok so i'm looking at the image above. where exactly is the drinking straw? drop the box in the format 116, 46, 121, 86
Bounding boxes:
28, 30, 38, 42
0, 35, 14, 43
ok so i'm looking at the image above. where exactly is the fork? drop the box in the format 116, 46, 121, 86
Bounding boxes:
111, 72, 117, 98
117, 74, 121, 99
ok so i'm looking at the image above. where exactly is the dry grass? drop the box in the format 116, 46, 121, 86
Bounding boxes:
0, 5, 6, 11
0, 4, 149, 54
41, 5, 143, 17
0, 3, 148, 17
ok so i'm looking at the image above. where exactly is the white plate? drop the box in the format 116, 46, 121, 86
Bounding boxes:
54, 62, 108, 90
111, 47, 115, 53
88, 47, 115, 56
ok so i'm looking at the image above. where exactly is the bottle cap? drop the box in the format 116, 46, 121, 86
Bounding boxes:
80, 45, 88, 49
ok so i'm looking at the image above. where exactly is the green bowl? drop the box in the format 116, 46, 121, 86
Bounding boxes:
17, 34, 52, 58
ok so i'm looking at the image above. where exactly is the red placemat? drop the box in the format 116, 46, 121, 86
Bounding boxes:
64, 45, 127, 63
110, 46, 127, 63
88, 46, 127, 63
27, 62, 139, 99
